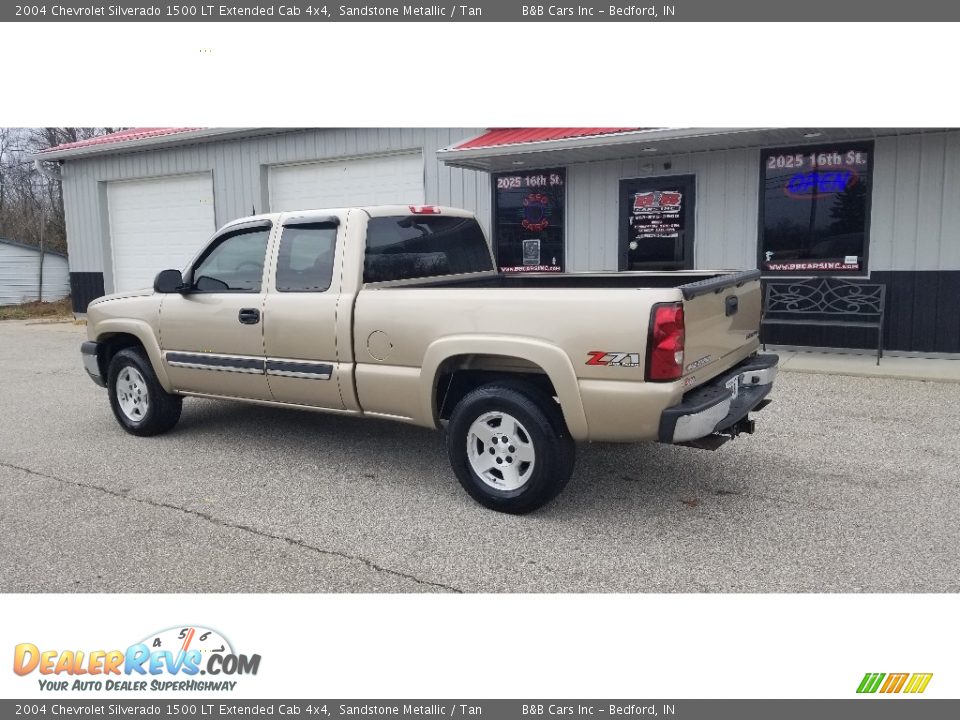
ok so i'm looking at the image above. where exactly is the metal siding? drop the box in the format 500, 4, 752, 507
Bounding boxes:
916, 133, 946, 272
59, 129, 488, 292
40, 254, 70, 300
698, 152, 726, 268
0, 245, 69, 304
869, 130, 960, 272
941, 132, 960, 269
869, 135, 898, 270
566, 147, 759, 272
891, 134, 923, 271
0, 244, 42, 304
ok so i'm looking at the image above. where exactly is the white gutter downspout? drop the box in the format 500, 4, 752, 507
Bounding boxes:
33, 158, 61, 182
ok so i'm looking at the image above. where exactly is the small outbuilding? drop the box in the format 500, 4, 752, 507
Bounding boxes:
0, 239, 70, 305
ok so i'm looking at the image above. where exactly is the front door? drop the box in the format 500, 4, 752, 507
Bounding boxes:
261, 217, 345, 410
158, 223, 273, 400
619, 174, 696, 271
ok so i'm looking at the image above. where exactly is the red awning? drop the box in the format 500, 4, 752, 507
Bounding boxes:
453, 128, 643, 150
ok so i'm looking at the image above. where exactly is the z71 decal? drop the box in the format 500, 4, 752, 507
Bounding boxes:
586, 351, 641, 368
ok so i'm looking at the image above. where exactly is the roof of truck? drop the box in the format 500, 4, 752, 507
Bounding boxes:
220, 205, 477, 230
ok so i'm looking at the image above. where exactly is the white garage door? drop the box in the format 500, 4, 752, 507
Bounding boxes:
107, 173, 216, 291
269, 152, 425, 212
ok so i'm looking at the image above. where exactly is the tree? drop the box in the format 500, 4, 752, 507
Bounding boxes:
828, 179, 868, 236
0, 127, 122, 255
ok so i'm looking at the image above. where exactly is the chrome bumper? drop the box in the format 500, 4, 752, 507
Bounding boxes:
659, 354, 778, 444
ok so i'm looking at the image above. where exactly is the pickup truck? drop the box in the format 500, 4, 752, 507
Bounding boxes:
81, 205, 778, 513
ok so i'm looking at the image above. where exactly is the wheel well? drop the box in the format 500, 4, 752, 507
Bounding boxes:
95, 333, 145, 379
434, 354, 559, 422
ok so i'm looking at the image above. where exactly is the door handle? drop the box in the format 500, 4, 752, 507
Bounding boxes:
238, 308, 261, 325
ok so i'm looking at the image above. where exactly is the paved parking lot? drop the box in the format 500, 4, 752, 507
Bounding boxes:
1, 320, 959, 593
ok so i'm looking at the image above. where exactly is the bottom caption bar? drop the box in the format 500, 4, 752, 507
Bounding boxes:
4, 700, 957, 719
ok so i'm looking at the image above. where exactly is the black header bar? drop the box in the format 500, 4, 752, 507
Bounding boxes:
5, 0, 960, 21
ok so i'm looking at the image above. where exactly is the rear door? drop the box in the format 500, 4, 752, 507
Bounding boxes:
261, 215, 346, 409
680, 272, 762, 382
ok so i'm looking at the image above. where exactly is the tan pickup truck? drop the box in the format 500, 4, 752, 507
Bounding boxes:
81, 205, 778, 513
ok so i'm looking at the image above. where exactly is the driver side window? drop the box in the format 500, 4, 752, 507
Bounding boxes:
192, 229, 270, 292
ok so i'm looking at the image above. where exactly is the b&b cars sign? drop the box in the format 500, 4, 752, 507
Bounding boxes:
629, 188, 684, 242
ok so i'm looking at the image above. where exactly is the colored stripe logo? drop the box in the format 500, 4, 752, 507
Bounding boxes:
857, 672, 933, 694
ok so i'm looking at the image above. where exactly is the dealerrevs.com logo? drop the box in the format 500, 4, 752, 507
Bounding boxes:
13, 626, 261, 693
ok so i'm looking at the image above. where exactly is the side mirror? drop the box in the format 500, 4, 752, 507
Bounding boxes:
154, 269, 186, 293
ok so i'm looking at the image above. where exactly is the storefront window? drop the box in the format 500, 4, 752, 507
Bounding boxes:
492, 168, 565, 273
760, 143, 872, 273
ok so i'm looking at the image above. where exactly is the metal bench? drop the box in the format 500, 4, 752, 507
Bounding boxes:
761, 278, 886, 364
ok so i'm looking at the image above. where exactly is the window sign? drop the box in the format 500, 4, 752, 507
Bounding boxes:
630, 189, 685, 241
619, 175, 696, 270
492, 169, 565, 273
760, 144, 872, 273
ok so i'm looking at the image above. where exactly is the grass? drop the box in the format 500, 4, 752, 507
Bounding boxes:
0, 297, 73, 321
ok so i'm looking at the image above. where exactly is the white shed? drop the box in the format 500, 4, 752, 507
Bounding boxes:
0, 239, 70, 305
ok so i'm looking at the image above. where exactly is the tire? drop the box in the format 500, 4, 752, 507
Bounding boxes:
107, 347, 182, 437
446, 382, 576, 514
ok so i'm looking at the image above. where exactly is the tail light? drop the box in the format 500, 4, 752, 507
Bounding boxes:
646, 302, 685, 381
409, 205, 441, 214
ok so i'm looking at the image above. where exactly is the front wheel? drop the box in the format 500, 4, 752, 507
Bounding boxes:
107, 347, 182, 436
446, 383, 575, 514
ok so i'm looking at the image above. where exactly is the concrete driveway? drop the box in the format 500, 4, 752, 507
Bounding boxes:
1, 320, 958, 593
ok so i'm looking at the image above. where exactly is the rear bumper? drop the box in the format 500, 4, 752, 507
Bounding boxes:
81, 341, 106, 388
658, 353, 778, 444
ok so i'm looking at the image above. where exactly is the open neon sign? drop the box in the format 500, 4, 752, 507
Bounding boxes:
785, 168, 858, 198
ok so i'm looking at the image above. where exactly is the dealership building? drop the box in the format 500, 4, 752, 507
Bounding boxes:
34, 126, 960, 354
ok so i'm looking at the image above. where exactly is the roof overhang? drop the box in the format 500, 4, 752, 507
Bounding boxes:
30, 127, 282, 162
437, 127, 940, 172
0, 238, 67, 257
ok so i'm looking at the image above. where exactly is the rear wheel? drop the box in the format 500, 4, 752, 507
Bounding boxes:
446, 383, 575, 514
107, 347, 182, 436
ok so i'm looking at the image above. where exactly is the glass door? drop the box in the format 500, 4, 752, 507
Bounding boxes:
619, 174, 696, 270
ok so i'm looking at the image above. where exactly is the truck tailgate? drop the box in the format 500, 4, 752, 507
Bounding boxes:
679, 270, 762, 383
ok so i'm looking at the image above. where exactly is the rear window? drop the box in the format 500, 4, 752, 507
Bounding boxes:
276, 223, 337, 292
364, 215, 493, 283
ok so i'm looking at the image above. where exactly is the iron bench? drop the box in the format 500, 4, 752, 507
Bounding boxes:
761, 278, 886, 365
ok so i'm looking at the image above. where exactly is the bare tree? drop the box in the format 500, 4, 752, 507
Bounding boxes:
0, 127, 122, 255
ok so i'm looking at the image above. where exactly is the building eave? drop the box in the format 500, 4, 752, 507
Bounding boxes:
437, 127, 942, 172
436, 128, 764, 168
0, 238, 67, 258
29, 127, 275, 162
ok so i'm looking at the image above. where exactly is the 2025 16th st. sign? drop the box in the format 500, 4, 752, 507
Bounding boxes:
492, 168, 565, 273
